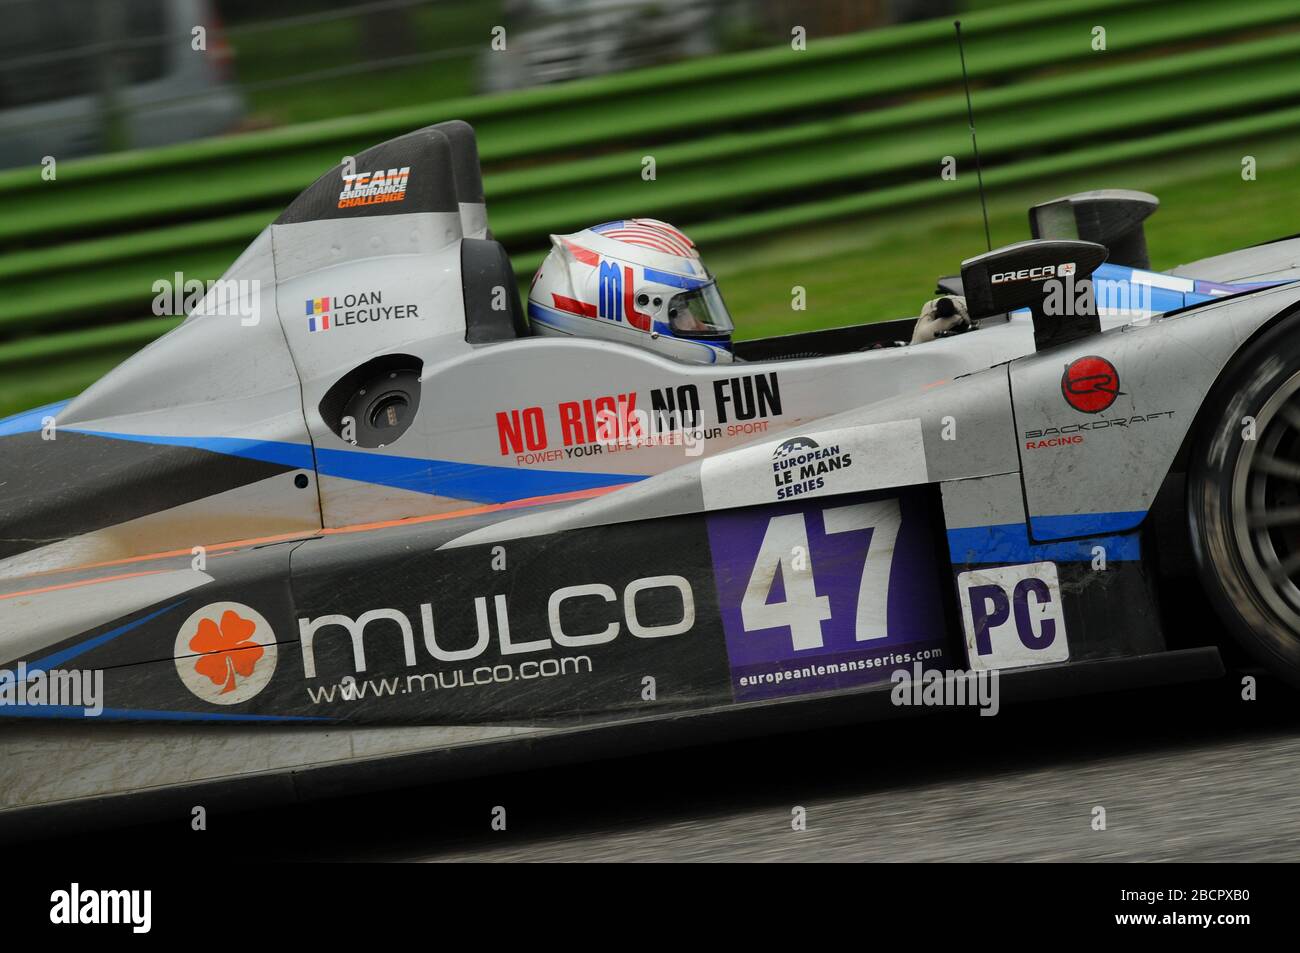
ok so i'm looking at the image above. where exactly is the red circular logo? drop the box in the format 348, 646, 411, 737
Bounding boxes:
1061, 355, 1121, 413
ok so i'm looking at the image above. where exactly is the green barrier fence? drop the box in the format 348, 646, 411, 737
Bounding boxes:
1, 0, 1298, 414
4, 0, 1295, 242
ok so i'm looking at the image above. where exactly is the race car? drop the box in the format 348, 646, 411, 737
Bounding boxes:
3, 121, 1300, 829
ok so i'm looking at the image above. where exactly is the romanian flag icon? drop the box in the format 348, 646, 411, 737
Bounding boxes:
305, 296, 331, 332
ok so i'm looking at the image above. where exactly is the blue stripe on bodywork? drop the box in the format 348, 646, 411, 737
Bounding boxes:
65, 429, 316, 470
949, 512, 1145, 564
1087, 263, 1290, 314
26, 602, 184, 673
51, 425, 643, 503
0, 400, 70, 437
1029, 510, 1147, 538
313, 447, 640, 501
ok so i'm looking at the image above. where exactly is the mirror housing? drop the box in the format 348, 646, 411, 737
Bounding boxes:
1029, 189, 1158, 269
960, 239, 1108, 351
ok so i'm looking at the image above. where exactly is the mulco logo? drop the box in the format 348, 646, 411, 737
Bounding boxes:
1061, 355, 1122, 413
297, 576, 695, 679
991, 262, 1075, 284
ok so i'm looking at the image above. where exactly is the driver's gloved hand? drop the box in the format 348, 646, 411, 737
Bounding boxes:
910, 295, 972, 344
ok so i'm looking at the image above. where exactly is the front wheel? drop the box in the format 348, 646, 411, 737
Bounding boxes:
1188, 311, 1300, 687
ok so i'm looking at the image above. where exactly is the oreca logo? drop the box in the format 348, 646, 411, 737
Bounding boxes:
175, 602, 278, 704
991, 262, 1075, 284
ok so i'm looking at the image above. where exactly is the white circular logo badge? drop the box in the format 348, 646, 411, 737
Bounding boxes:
174, 602, 278, 705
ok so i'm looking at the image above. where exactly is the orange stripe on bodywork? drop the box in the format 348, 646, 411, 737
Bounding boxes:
0, 569, 172, 603
4, 483, 629, 590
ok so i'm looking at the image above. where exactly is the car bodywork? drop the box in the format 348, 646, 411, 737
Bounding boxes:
2, 123, 1298, 827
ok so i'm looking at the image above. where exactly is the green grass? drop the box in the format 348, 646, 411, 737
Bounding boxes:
0, 352, 136, 416
4, 139, 1299, 419
229, 2, 503, 125
712, 139, 1300, 339
225, 0, 1040, 127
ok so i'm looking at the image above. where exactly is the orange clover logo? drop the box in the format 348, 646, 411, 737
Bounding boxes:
174, 602, 277, 705
190, 609, 265, 694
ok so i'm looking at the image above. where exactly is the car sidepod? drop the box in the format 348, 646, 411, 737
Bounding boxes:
945, 282, 1300, 675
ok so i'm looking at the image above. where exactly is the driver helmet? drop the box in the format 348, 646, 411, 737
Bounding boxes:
528, 219, 735, 364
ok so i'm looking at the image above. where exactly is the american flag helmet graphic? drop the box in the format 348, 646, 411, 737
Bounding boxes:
527, 218, 735, 366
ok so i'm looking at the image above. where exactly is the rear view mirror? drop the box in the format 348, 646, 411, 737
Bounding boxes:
960, 239, 1108, 351
1029, 189, 1158, 269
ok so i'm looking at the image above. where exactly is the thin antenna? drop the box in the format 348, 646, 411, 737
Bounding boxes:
954, 20, 991, 252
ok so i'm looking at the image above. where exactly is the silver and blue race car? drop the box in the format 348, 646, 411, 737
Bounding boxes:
3, 122, 1299, 826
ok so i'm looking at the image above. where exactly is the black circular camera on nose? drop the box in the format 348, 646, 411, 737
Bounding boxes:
320, 354, 423, 448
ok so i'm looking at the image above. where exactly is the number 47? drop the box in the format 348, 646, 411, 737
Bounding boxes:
739, 500, 901, 651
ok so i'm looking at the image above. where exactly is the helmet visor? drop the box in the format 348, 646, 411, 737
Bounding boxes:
666, 284, 734, 339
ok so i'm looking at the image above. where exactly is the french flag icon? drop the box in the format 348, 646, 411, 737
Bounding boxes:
306, 296, 331, 332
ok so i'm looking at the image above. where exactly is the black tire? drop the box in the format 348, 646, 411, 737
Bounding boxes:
1188, 309, 1300, 687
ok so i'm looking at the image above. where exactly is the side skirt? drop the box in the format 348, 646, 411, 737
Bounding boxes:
0, 647, 1222, 842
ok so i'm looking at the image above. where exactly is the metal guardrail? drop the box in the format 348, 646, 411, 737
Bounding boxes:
1, 0, 1298, 415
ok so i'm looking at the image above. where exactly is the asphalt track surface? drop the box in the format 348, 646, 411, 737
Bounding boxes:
36, 669, 1300, 862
